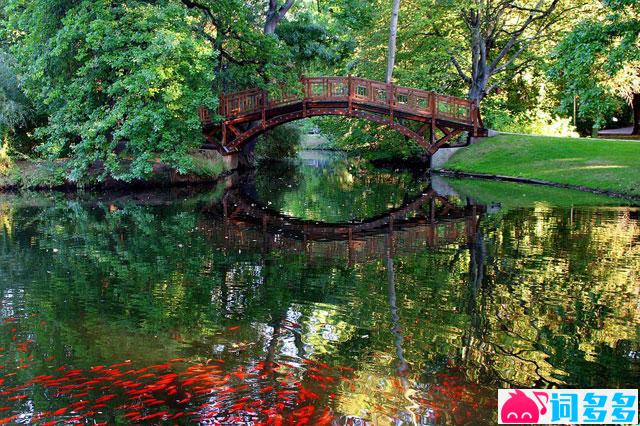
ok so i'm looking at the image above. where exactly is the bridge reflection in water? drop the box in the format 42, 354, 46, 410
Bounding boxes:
196, 176, 489, 424
200, 180, 485, 266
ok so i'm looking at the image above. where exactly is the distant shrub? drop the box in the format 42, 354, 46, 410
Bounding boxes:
0, 143, 14, 175
485, 108, 579, 138
315, 117, 424, 160
255, 124, 301, 159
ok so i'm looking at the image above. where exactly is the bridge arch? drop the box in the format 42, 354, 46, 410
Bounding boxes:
207, 185, 483, 241
199, 76, 487, 157
224, 109, 428, 152
201, 184, 485, 264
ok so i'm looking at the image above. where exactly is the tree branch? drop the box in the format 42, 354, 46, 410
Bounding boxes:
488, 0, 559, 73
277, 0, 296, 19
449, 51, 472, 84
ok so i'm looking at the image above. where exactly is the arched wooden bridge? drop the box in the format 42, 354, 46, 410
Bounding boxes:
199, 76, 487, 155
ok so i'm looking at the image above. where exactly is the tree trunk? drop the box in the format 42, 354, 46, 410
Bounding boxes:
264, 0, 295, 35
633, 93, 640, 135
385, 241, 410, 383
385, 0, 401, 84
467, 15, 489, 104
264, 17, 278, 34
468, 84, 486, 104
450, 1, 562, 106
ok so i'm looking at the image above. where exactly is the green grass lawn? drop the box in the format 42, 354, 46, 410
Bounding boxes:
445, 134, 640, 197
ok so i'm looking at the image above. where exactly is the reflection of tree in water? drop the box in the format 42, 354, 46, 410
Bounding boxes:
457, 206, 640, 390
0, 189, 637, 423
252, 156, 428, 222
252, 160, 304, 208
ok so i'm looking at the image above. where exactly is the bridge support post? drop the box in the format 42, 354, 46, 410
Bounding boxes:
348, 74, 353, 115
430, 95, 437, 146
418, 153, 432, 168
220, 140, 257, 170
301, 75, 307, 117
261, 92, 267, 129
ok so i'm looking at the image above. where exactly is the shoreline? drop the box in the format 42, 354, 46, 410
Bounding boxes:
442, 133, 640, 201
0, 151, 236, 193
0, 167, 235, 193
436, 169, 640, 202
2, 150, 638, 203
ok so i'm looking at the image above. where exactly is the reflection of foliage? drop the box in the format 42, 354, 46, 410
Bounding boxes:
0, 176, 638, 422
472, 206, 640, 387
253, 155, 427, 222
252, 160, 303, 207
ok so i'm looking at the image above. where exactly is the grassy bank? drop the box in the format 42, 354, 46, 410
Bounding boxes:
444, 134, 640, 197
0, 152, 228, 191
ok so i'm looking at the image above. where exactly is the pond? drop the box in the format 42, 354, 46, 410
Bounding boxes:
0, 151, 638, 425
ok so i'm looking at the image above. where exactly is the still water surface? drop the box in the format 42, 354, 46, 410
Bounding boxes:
0, 152, 638, 425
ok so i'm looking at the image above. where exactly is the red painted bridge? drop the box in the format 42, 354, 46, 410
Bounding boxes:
199, 76, 487, 156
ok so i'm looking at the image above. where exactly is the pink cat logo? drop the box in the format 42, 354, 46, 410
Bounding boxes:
500, 390, 549, 423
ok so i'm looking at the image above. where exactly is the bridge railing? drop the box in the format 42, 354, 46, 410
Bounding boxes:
219, 88, 264, 117
217, 76, 479, 129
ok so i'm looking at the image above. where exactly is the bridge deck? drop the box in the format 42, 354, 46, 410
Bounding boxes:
200, 76, 487, 155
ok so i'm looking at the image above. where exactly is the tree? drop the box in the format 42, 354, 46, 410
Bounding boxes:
179, 0, 295, 92
0, 52, 28, 146
385, 0, 401, 83
548, 0, 640, 133
276, 14, 357, 75
445, 0, 582, 103
3, 0, 217, 181
634, 93, 640, 134
2, 0, 353, 177
609, 63, 640, 134
0, 51, 29, 172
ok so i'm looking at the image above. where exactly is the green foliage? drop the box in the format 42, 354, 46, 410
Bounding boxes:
255, 124, 302, 159
0, 51, 31, 171
316, 117, 424, 160
548, 0, 640, 132
0, 160, 68, 189
1, 0, 638, 172
4, 0, 217, 181
314, 0, 589, 157
0, 143, 13, 175
1, 0, 368, 180
276, 14, 356, 73
483, 107, 578, 137
0, 52, 28, 133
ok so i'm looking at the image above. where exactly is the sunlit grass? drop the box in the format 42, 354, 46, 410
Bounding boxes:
445, 134, 640, 197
